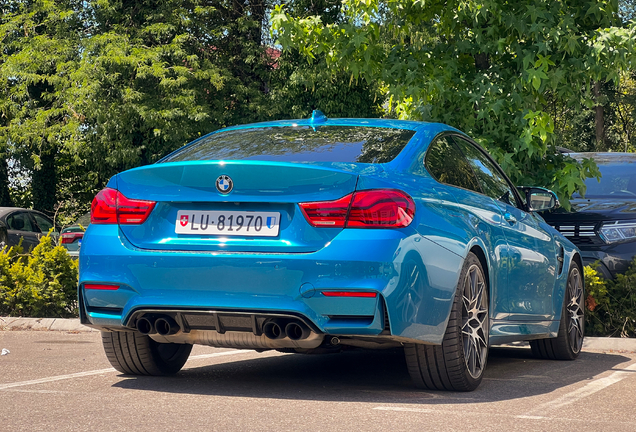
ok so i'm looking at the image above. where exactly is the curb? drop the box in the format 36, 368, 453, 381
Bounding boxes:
0, 317, 97, 333
1, 317, 635, 352
583, 337, 636, 352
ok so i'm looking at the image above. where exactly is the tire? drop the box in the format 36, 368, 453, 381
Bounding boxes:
101, 331, 192, 375
530, 261, 584, 360
404, 252, 489, 391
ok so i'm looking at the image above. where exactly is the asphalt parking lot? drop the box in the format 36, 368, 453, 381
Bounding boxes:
1, 330, 635, 432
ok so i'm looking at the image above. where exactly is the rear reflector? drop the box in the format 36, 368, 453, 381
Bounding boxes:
300, 189, 414, 228
321, 291, 377, 298
60, 232, 84, 244
91, 188, 156, 225
84, 284, 120, 290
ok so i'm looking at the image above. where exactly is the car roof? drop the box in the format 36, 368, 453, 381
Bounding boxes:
219, 117, 434, 132
0, 207, 31, 218
0, 207, 54, 220
567, 152, 636, 165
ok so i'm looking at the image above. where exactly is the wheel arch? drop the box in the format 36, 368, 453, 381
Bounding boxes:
469, 245, 490, 293
439, 242, 491, 338
571, 252, 583, 275
552, 249, 583, 323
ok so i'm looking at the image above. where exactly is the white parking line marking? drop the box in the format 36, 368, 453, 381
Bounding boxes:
0, 350, 257, 391
374, 407, 632, 425
0, 368, 117, 391
521, 360, 636, 417
188, 350, 253, 361
374, 407, 437, 414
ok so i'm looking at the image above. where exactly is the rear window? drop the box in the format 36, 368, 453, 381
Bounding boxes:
161, 126, 416, 164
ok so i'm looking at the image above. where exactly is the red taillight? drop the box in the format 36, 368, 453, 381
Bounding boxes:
60, 232, 84, 244
298, 193, 353, 228
91, 188, 118, 224
322, 291, 377, 298
91, 188, 156, 225
347, 190, 415, 228
84, 284, 120, 290
299, 189, 414, 228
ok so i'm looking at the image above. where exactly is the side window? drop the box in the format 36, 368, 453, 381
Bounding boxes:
6, 212, 36, 232
33, 214, 55, 234
424, 136, 482, 193
451, 136, 517, 206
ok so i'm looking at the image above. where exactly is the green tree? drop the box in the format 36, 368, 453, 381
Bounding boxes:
0, 0, 393, 221
269, 0, 384, 119
0, 0, 83, 213
273, 0, 636, 205
69, 0, 227, 184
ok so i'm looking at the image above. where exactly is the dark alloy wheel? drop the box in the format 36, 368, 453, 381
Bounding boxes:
530, 261, 584, 360
404, 252, 489, 391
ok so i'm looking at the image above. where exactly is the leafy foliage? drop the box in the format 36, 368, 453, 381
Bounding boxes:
273, 0, 636, 207
0, 236, 78, 318
0, 0, 382, 222
552, 72, 636, 153
0, 0, 83, 213
585, 260, 636, 338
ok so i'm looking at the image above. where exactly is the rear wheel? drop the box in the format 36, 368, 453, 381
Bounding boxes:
101, 331, 192, 375
530, 262, 584, 360
404, 252, 489, 391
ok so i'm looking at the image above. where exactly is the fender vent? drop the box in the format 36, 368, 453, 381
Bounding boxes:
556, 243, 565, 276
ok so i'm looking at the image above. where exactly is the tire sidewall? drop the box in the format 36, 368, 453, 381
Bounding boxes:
561, 261, 584, 358
447, 252, 489, 389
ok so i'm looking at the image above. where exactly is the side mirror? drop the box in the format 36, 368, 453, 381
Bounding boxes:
517, 187, 560, 212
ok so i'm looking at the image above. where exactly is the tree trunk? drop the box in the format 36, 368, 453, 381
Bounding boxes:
31, 146, 56, 214
0, 157, 13, 207
593, 81, 605, 150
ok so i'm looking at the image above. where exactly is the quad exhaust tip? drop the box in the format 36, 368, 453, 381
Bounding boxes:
263, 321, 285, 340
263, 319, 311, 340
285, 322, 310, 340
136, 317, 155, 335
155, 316, 180, 336
137, 315, 310, 340
136, 315, 181, 336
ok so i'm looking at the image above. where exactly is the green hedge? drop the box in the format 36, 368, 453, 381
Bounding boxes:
0, 237, 78, 318
585, 258, 636, 338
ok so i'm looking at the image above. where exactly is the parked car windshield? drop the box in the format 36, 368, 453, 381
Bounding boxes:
161, 126, 415, 164
579, 161, 636, 198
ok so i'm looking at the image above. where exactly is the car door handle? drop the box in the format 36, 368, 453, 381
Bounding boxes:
504, 213, 517, 225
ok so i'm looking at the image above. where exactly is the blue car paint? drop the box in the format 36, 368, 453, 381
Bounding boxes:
80, 117, 581, 346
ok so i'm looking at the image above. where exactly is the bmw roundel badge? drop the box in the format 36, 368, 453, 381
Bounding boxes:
215, 175, 233, 194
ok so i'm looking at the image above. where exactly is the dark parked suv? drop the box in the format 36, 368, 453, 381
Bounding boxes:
542, 152, 636, 279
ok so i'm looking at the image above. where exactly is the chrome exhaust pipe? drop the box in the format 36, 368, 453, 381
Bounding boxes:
285, 322, 310, 340
155, 316, 180, 336
263, 321, 285, 340
136, 317, 155, 335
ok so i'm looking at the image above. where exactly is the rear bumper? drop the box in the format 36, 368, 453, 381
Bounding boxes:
79, 224, 441, 340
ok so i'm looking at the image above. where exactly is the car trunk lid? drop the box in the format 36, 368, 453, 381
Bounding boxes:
116, 161, 374, 253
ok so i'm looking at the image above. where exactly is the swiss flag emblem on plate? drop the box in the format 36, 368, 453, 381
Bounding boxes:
179, 215, 189, 226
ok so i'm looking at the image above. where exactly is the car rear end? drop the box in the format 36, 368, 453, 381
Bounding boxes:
79, 120, 427, 351
60, 213, 90, 257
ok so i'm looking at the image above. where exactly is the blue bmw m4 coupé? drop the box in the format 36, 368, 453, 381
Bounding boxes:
80, 111, 584, 391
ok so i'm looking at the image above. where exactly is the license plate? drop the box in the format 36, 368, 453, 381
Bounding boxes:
175, 210, 280, 237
